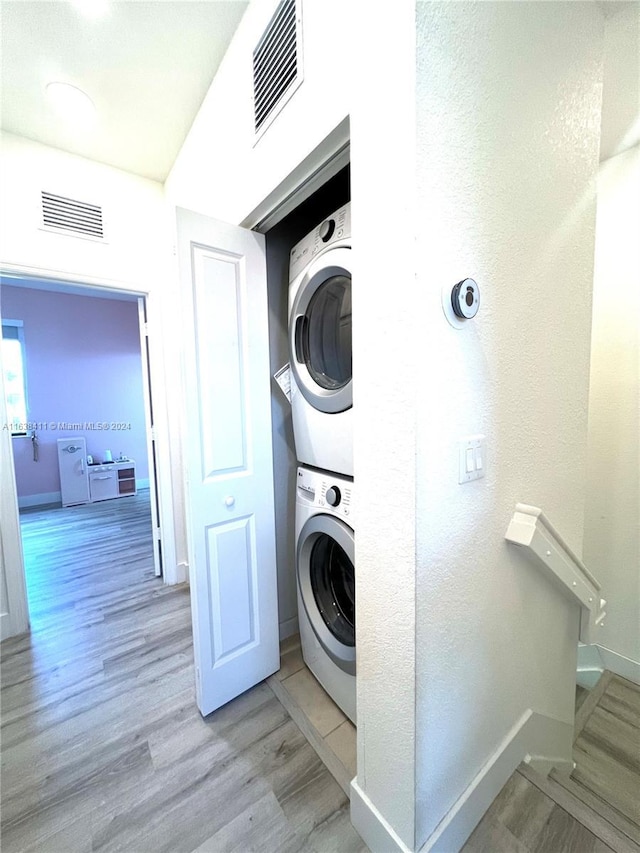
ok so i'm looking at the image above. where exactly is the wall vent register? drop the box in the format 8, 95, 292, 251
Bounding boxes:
253, 0, 303, 140
41, 191, 104, 240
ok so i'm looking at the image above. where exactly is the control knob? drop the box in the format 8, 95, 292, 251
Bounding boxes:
319, 219, 336, 242
325, 486, 341, 507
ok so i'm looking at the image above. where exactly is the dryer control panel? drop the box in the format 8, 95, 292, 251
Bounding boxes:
289, 202, 351, 281
296, 466, 353, 521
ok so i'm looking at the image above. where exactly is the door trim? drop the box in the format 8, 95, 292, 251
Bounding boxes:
242, 117, 350, 233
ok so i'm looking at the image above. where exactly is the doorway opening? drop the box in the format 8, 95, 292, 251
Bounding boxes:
262, 161, 351, 648
258, 162, 355, 791
0, 274, 163, 631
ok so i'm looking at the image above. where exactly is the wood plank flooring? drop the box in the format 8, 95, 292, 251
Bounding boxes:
1, 493, 365, 853
463, 673, 640, 853
3, 493, 639, 852
552, 674, 640, 845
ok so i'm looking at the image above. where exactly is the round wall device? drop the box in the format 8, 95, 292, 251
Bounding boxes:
451, 278, 480, 319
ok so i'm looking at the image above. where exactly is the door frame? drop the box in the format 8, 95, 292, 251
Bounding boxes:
242, 118, 350, 233
0, 263, 179, 636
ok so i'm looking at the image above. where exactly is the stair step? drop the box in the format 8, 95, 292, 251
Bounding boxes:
519, 763, 640, 853
574, 669, 613, 740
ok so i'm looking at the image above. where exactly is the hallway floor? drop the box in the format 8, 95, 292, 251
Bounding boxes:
1, 493, 365, 853
2, 493, 638, 852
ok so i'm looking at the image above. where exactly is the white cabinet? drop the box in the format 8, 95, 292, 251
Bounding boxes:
88, 461, 136, 503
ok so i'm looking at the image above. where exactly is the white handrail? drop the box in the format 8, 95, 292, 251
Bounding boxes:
505, 503, 606, 643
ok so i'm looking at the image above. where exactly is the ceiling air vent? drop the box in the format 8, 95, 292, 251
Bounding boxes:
41, 191, 105, 240
253, 0, 303, 141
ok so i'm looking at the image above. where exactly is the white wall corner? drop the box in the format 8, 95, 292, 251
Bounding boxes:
417, 710, 573, 853
577, 641, 605, 689
350, 778, 413, 853
351, 0, 418, 848
578, 644, 640, 688
522, 711, 575, 776
278, 615, 299, 642
166, 560, 189, 586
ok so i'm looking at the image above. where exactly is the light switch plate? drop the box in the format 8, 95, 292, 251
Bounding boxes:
459, 435, 486, 483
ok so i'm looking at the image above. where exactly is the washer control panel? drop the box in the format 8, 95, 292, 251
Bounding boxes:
289, 202, 351, 281
297, 466, 353, 521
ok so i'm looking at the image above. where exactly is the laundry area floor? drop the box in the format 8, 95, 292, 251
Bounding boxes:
0, 492, 365, 853
267, 635, 357, 797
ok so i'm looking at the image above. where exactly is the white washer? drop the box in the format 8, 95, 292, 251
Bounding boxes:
289, 202, 352, 477
296, 465, 356, 723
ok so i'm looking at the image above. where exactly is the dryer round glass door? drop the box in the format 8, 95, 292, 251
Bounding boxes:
297, 513, 355, 675
306, 274, 351, 390
290, 247, 352, 414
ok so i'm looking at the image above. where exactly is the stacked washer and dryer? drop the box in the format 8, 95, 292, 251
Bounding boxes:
288, 202, 356, 723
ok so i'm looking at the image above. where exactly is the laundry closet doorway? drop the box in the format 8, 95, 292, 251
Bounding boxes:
262, 162, 351, 650
174, 138, 351, 717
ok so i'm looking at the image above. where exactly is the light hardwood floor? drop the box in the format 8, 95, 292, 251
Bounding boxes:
270, 641, 640, 853
2, 493, 638, 853
462, 675, 640, 853
1, 493, 365, 853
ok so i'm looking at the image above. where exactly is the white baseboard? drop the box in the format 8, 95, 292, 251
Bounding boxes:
18, 485, 150, 510
416, 710, 573, 852
279, 615, 299, 641
585, 643, 640, 686
18, 491, 61, 509
174, 561, 189, 585
351, 710, 573, 853
350, 778, 413, 853
525, 754, 574, 776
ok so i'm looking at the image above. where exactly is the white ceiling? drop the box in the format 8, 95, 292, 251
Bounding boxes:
1, 1, 637, 182
0, 0, 249, 182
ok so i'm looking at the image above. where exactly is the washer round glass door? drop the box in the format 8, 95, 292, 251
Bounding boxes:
290, 247, 352, 414
297, 513, 355, 675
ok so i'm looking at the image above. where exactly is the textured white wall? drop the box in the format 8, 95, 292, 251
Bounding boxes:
413, 2, 603, 845
165, 0, 350, 223
584, 145, 640, 667
583, 1, 640, 681
600, 3, 640, 161
350, 1, 418, 846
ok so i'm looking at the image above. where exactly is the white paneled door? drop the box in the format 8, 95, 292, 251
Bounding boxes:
176, 208, 280, 716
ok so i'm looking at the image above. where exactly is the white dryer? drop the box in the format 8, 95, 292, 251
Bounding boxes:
296, 465, 355, 723
289, 203, 352, 477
